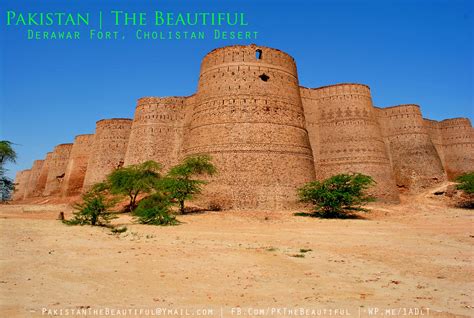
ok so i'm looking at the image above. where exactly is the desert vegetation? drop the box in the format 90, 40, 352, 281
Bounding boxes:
454, 172, 474, 209
63, 155, 216, 227
298, 173, 375, 218
0, 140, 17, 201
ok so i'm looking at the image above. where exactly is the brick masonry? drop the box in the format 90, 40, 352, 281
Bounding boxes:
14, 45, 474, 208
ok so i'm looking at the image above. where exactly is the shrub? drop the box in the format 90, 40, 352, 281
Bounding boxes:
133, 193, 179, 226
455, 172, 474, 194
454, 172, 474, 209
64, 183, 117, 226
298, 173, 375, 218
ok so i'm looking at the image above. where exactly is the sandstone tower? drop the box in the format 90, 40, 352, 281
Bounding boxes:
124, 97, 186, 170
43, 143, 73, 196
83, 118, 132, 189
182, 45, 316, 209
301, 84, 399, 201
61, 134, 94, 197
14, 44, 474, 209
377, 105, 446, 191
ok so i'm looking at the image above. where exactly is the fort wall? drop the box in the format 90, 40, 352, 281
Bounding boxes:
61, 134, 94, 197
34, 152, 53, 197
183, 45, 316, 209
23, 160, 44, 199
43, 143, 73, 196
439, 118, 474, 179
377, 105, 446, 191
423, 119, 446, 166
301, 83, 399, 202
12, 169, 30, 200
124, 97, 186, 170
14, 45, 473, 207
83, 118, 132, 189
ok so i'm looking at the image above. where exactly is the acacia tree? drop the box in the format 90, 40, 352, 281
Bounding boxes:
107, 160, 162, 211
162, 155, 216, 214
0, 141, 17, 201
298, 173, 375, 218
65, 182, 118, 226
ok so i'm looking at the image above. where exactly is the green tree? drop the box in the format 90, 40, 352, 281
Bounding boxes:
455, 172, 474, 194
65, 183, 117, 226
133, 193, 179, 225
163, 155, 216, 214
0, 141, 17, 166
0, 141, 17, 201
298, 173, 376, 218
107, 160, 162, 211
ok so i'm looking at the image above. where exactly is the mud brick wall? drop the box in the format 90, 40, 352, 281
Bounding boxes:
377, 105, 446, 191
124, 97, 186, 171
23, 160, 44, 199
61, 134, 94, 197
301, 83, 399, 202
43, 144, 73, 196
83, 118, 132, 190
182, 45, 316, 209
12, 169, 30, 200
15, 44, 473, 208
439, 118, 474, 179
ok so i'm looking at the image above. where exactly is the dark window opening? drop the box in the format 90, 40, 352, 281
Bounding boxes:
256, 49, 262, 60
259, 73, 270, 82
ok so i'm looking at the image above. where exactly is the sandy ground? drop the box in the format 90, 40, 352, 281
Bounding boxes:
0, 185, 472, 318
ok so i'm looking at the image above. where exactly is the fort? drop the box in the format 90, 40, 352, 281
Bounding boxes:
13, 44, 474, 209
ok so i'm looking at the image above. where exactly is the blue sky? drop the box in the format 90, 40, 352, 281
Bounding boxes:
1, 0, 472, 179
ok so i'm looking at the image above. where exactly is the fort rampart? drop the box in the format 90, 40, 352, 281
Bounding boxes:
15, 45, 474, 208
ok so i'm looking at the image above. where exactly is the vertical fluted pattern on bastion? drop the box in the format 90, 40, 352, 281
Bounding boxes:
302, 83, 399, 202
183, 45, 316, 209
61, 134, 94, 197
83, 118, 132, 189
12, 170, 30, 201
23, 160, 44, 199
439, 118, 474, 179
124, 97, 186, 170
377, 105, 446, 190
43, 143, 73, 196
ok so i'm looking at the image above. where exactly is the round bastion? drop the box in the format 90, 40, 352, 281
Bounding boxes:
183, 44, 316, 209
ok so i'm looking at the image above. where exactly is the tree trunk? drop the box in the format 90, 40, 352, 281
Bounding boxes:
179, 200, 185, 214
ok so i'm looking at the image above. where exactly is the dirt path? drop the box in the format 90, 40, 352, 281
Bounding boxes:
0, 189, 472, 317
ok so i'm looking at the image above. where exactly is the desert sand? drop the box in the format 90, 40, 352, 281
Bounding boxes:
0, 184, 472, 318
